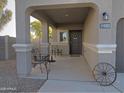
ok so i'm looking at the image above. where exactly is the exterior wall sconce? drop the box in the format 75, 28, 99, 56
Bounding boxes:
102, 12, 109, 21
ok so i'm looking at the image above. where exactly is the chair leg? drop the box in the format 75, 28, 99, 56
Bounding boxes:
44, 62, 48, 80
39, 64, 43, 73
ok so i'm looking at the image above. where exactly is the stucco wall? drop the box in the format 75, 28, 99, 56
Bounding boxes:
15, 0, 119, 75
83, 8, 98, 69
15, 0, 113, 45
112, 0, 124, 44
0, 36, 5, 60
0, 36, 16, 60
8, 37, 16, 59
83, 8, 98, 44
57, 24, 83, 31
112, 0, 124, 68
50, 43, 69, 55
50, 29, 69, 55
50, 26, 83, 55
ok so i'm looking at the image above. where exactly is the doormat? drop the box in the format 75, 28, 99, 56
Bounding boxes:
70, 54, 81, 57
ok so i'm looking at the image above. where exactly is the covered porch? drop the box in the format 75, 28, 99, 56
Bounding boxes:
13, 0, 115, 82
25, 4, 97, 81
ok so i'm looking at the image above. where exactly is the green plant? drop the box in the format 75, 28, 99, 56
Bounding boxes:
30, 20, 42, 47
0, 0, 12, 31
30, 20, 53, 45
49, 26, 53, 39
30, 20, 42, 39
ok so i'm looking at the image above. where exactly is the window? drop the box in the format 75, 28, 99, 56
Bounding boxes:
60, 32, 68, 42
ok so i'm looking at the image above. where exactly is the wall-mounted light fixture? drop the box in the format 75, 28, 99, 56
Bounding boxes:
102, 12, 109, 21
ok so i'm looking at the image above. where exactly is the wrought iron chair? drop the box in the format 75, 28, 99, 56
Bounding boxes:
31, 49, 49, 79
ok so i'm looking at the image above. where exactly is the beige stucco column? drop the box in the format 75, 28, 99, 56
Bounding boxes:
13, 2, 32, 77
41, 20, 49, 55
52, 27, 57, 42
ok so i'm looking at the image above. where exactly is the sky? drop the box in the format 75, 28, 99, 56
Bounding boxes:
0, 0, 16, 37
0, 0, 36, 37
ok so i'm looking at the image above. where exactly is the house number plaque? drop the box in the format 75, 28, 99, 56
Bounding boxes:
100, 23, 111, 29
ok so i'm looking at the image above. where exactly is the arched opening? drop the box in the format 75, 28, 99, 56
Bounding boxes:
23, 2, 99, 81
116, 18, 124, 73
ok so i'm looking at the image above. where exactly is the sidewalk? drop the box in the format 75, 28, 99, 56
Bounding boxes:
113, 73, 124, 93
38, 80, 120, 93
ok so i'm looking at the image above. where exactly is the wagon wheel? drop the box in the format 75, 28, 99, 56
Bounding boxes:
93, 63, 117, 86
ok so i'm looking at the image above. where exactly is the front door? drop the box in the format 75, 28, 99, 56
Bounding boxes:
69, 30, 82, 55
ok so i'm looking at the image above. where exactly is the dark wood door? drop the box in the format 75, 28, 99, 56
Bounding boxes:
69, 30, 82, 55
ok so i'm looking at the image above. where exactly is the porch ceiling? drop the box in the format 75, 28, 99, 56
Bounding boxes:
32, 7, 91, 26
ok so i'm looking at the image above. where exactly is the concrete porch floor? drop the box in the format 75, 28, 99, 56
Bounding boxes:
30, 56, 93, 81
29, 56, 121, 92
48, 56, 93, 81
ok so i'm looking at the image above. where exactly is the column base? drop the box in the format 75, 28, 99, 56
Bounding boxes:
13, 44, 32, 77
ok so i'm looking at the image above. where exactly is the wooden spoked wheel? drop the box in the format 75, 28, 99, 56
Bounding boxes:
93, 63, 117, 86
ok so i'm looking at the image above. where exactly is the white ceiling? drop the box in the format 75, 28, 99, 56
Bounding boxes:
33, 7, 91, 26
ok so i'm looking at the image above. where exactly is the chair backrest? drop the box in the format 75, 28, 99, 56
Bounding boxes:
33, 55, 37, 61
32, 48, 41, 61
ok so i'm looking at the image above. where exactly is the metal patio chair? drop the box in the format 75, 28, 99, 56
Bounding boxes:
31, 49, 49, 80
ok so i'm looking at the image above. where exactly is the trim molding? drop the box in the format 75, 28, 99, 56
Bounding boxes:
50, 42, 69, 46
83, 42, 117, 54
40, 43, 49, 48
13, 44, 32, 52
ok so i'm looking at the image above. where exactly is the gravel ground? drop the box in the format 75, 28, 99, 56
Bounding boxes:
0, 60, 46, 93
